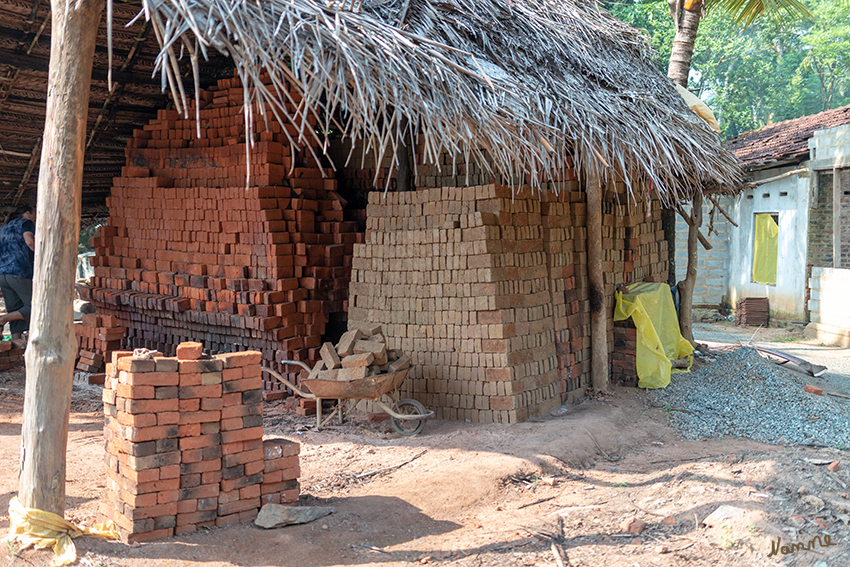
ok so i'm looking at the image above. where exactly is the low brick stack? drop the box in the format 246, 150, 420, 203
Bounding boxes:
82, 74, 364, 390
0, 341, 24, 370
611, 320, 638, 386
100, 341, 299, 543
75, 313, 127, 373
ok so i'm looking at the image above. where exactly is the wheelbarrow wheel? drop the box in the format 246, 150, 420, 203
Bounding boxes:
390, 399, 427, 436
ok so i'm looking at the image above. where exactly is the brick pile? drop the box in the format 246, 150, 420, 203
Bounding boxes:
75, 313, 127, 373
100, 341, 299, 543
0, 341, 24, 370
610, 321, 638, 387
307, 323, 411, 381
82, 75, 364, 391
736, 297, 769, 326
347, 176, 667, 420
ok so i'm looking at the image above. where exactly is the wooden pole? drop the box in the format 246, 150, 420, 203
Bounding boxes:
586, 166, 609, 393
678, 192, 702, 347
19, 0, 104, 515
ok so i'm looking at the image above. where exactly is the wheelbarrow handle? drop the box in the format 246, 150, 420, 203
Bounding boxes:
262, 365, 316, 399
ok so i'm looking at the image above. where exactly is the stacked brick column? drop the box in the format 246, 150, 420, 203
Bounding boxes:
83, 75, 364, 391
75, 314, 127, 373
0, 342, 24, 370
101, 342, 299, 543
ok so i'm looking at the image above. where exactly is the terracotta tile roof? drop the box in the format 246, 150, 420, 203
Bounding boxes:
725, 104, 850, 170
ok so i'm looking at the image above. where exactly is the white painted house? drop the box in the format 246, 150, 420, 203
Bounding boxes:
676, 104, 850, 325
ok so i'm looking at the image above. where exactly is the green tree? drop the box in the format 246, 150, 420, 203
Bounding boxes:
800, 0, 850, 111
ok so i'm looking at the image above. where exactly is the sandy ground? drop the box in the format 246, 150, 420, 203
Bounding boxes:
0, 321, 849, 567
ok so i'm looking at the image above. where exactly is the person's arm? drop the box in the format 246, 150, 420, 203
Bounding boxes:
23, 231, 35, 251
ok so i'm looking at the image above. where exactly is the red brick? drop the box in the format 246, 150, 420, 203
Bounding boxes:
222, 367, 242, 381
222, 448, 264, 468
125, 398, 179, 414
177, 499, 198, 514
244, 460, 265, 476
179, 385, 222, 399
216, 351, 262, 368
218, 497, 260, 516
215, 513, 243, 527
221, 403, 262, 420
261, 493, 281, 505
176, 341, 203, 360
179, 410, 221, 424
180, 434, 220, 450
264, 456, 299, 473
122, 371, 179, 387
116, 412, 157, 428
177, 510, 217, 526
201, 397, 223, 411
178, 424, 201, 437
201, 470, 222, 485
221, 442, 243, 455
157, 490, 180, 504
160, 464, 181, 479
179, 398, 201, 412
126, 425, 179, 443
117, 358, 156, 373
174, 524, 197, 536
126, 528, 174, 544
221, 427, 264, 444
116, 384, 155, 399
240, 484, 261, 499
158, 412, 180, 425
280, 489, 299, 504
222, 377, 262, 393
804, 385, 823, 395
179, 373, 202, 387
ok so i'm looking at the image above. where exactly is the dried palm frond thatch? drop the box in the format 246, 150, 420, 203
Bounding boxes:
132, 0, 743, 204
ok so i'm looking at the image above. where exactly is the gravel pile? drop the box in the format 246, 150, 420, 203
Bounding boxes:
648, 347, 850, 447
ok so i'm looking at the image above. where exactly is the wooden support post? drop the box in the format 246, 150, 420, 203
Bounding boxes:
19, 0, 104, 515
586, 166, 608, 393
678, 192, 702, 346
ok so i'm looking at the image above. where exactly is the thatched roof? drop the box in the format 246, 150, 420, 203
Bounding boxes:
141, 0, 743, 204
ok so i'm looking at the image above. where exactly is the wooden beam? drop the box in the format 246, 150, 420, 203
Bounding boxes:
705, 193, 738, 228
741, 167, 808, 189
586, 165, 609, 393
677, 192, 702, 346
19, 0, 104, 515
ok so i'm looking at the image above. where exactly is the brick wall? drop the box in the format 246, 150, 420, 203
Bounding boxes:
675, 197, 730, 307
83, 77, 365, 389
100, 343, 300, 543
348, 179, 666, 421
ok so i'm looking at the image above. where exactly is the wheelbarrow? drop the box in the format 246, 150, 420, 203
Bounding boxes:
262, 361, 434, 436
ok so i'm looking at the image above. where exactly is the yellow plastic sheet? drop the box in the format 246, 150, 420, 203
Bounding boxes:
6, 497, 119, 567
614, 282, 694, 389
674, 84, 721, 133
753, 213, 778, 285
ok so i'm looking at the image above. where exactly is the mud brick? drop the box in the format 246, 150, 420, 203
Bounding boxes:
126, 450, 180, 471
113, 514, 155, 534
155, 386, 179, 399
222, 449, 265, 468
154, 515, 177, 530
179, 373, 202, 388
117, 358, 156, 373
242, 415, 264, 428
111, 351, 133, 366
351, 322, 382, 336
179, 410, 221, 424
125, 398, 179, 415
176, 341, 203, 360
244, 459, 265, 476
198, 497, 218, 511
222, 465, 245, 480
241, 389, 264, 404
200, 422, 221, 435
179, 399, 201, 412
201, 470, 222, 485
240, 484, 261, 499
218, 489, 240, 505
123, 371, 179, 387
320, 342, 342, 369
214, 513, 243, 527
388, 355, 411, 372
174, 524, 196, 536
201, 372, 223, 385
221, 473, 264, 492
222, 377, 263, 393
335, 329, 363, 357
154, 357, 179, 372
261, 493, 281, 505
123, 502, 178, 521
295, 405, 316, 416
125, 528, 174, 544
117, 412, 157, 428
202, 445, 223, 461
263, 439, 300, 460
180, 434, 221, 450
341, 352, 373, 367
218, 497, 261, 517
177, 510, 217, 526
116, 384, 155, 399
126, 425, 180, 443
180, 459, 221, 475
179, 484, 220, 500
221, 427, 264, 444
216, 351, 262, 368
201, 397, 223, 411
180, 474, 201, 489
156, 438, 178, 453
177, 499, 198, 515
179, 359, 224, 373
179, 384, 222, 399
264, 456, 299, 474
261, 479, 300, 495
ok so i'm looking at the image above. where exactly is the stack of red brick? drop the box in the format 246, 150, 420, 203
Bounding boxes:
81, 74, 364, 391
611, 321, 638, 386
100, 341, 299, 543
75, 313, 127, 373
0, 341, 24, 370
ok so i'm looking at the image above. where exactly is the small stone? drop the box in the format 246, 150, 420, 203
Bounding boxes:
828, 461, 840, 472
803, 385, 823, 395
620, 517, 647, 534
814, 518, 829, 529
655, 545, 669, 554
703, 505, 747, 527
800, 495, 825, 510
662, 515, 677, 525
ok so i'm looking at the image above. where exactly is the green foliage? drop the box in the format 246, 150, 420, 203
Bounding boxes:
603, 0, 850, 137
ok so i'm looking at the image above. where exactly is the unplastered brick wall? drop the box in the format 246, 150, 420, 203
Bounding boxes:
82, 75, 364, 390
348, 177, 667, 422
100, 342, 299, 543
0, 342, 24, 370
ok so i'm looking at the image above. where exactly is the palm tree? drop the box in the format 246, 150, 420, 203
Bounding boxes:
666, 0, 812, 344
667, 0, 813, 88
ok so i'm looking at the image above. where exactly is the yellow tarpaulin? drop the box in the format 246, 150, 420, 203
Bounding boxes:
674, 84, 721, 134
6, 497, 119, 567
614, 282, 694, 389
753, 213, 778, 285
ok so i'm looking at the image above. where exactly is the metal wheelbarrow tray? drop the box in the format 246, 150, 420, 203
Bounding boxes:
262, 362, 434, 436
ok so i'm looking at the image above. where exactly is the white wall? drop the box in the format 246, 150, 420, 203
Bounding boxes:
675, 198, 730, 306
727, 166, 811, 320
806, 267, 850, 346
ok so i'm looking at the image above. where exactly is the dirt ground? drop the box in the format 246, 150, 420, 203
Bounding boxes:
2, 321, 849, 567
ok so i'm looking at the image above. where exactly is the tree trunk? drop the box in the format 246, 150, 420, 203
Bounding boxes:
19, 0, 103, 515
667, 6, 702, 88
586, 167, 608, 393
664, 5, 702, 287
678, 192, 702, 346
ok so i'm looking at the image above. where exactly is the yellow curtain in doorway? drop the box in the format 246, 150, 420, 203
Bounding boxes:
753, 214, 778, 285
